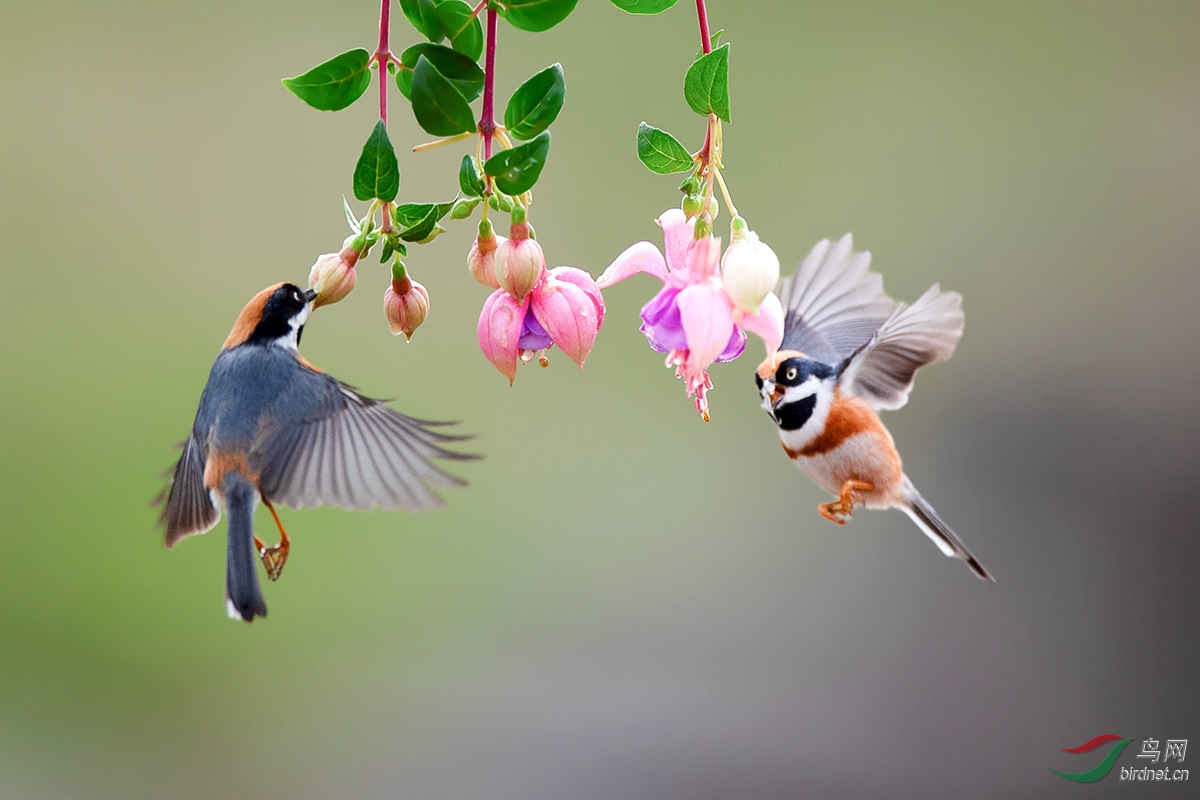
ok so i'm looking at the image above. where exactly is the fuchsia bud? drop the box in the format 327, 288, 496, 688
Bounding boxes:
383, 277, 430, 341
494, 219, 545, 302
467, 219, 505, 289
721, 217, 780, 314
308, 237, 364, 309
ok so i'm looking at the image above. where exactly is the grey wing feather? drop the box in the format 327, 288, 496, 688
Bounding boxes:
840, 283, 964, 410
160, 434, 219, 546
779, 233, 898, 365
258, 382, 476, 513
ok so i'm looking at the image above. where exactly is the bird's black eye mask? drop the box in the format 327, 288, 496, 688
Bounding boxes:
775, 358, 834, 387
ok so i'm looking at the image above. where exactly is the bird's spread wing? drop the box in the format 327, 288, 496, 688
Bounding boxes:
840, 284, 963, 410
160, 434, 219, 546
779, 234, 898, 365
257, 376, 477, 513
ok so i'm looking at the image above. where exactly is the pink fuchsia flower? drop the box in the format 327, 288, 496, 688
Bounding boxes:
597, 209, 784, 421
383, 276, 429, 341
477, 266, 605, 384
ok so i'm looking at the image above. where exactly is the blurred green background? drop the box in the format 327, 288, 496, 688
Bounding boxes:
1, 1, 1198, 797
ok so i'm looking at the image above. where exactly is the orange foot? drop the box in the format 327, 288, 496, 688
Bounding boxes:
255, 499, 291, 582
818, 480, 875, 525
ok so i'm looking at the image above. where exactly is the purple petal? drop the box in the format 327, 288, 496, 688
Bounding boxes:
518, 306, 553, 350
638, 285, 688, 353
716, 325, 747, 362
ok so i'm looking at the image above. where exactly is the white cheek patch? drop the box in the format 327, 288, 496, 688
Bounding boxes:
277, 305, 310, 351
780, 376, 822, 406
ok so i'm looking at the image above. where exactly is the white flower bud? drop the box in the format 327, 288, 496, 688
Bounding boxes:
720, 222, 779, 314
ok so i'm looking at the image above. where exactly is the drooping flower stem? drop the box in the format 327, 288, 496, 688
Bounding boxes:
375, 0, 394, 232
480, 6, 499, 162
696, 0, 713, 164
695, 0, 712, 56
691, 0, 726, 234
375, 0, 391, 126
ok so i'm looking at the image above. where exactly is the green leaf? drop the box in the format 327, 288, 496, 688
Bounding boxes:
504, 64, 565, 140
396, 43, 485, 102
281, 49, 372, 112
683, 42, 730, 122
459, 155, 485, 196
483, 131, 550, 195
353, 120, 400, 202
399, 0, 444, 41
393, 201, 455, 242
410, 55, 478, 136
609, 0, 680, 13
636, 122, 694, 174
695, 29, 723, 59
434, 0, 484, 61
498, 0, 579, 32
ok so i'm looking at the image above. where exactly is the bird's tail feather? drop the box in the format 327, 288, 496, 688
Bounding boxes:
222, 472, 268, 621
900, 475, 993, 582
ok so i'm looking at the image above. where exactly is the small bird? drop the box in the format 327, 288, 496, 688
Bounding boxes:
159, 282, 475, 621
756, 234, 992, 581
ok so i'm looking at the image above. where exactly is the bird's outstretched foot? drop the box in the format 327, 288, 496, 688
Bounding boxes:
818, 480, 875, 525
256, 500, 291, 581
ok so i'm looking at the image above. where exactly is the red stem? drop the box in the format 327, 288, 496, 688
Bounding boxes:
695, 0, 712, 54
376, 0, 391, 124
696, 0, 713, 158
481, 6, 498, 160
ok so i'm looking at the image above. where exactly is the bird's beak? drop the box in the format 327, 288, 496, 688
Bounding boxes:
769, 384, 785, 406
302, 288, 318, 304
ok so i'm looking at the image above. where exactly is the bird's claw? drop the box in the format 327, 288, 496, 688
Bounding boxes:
818, 480, 875, 526
258, 541, 289, 581
818, 501, 851, 525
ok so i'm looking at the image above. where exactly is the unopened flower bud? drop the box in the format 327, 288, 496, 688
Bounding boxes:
450, 197, 479, 220
468, 220, 505, 288
383, 277, 430, 341
308, 249, 358, 309
682, 194, 702, 219
487, 192, 515, 213
720, 219, 780, 314
494, 221, 545, 301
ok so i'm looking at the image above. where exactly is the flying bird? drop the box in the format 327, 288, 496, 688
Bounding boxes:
159, 282, 475, 620
756, 235, 992, 581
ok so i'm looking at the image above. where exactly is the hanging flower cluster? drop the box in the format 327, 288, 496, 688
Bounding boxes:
600, 210, 782, 420
282, 0, 789, 420
471, 207, 605, 383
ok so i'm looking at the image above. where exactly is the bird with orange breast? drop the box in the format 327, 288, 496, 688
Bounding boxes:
755, 235, 992, 581
159, 282, 476, 621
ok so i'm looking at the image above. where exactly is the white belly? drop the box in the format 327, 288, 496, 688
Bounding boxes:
789, 431, 904, 508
